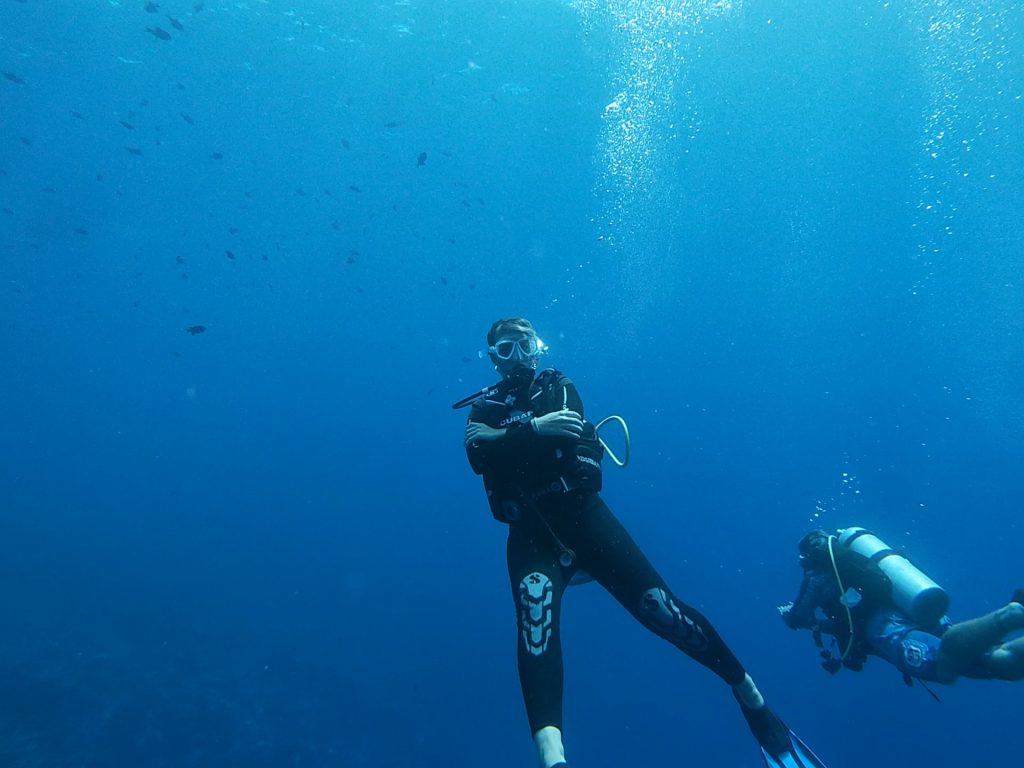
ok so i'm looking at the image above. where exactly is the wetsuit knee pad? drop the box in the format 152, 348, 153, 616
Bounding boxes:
519, 572, 555, 656
639, 588, 709, 652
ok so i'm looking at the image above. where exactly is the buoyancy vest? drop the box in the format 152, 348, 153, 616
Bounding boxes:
824, 547, 894, 671
469, 368, 604, 522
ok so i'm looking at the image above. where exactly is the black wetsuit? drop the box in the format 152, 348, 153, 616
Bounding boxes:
784, 550, 895, 672
784, 568, 847, 636
466, 367, 747, 734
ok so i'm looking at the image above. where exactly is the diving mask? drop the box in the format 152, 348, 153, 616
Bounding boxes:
487, 335, 547, 361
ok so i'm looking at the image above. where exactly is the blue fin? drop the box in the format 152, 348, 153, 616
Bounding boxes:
736, 697, 828, 768
758, 725, 827, 768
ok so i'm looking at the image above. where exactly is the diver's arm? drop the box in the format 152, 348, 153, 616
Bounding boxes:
464, 372, 586, 474
525, 372, 586, 435
782, 572, 829, 630
465, 408, 538, 475
465, 414, 582, 472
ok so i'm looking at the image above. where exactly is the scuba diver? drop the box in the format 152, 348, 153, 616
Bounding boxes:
454, 317, 828, 768
780, 527, 1024, 686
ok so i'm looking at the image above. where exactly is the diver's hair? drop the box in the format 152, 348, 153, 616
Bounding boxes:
487, 317, 536, 346
798, 529, 829, 556
798, 529, 831, 570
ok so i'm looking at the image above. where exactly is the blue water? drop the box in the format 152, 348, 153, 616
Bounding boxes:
2, 1, 1022, 766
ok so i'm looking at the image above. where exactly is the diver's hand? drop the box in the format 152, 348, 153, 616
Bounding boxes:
531, 410, 584, 439
465, 421, 504, 447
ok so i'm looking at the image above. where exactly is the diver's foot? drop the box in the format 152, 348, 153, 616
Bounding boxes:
733, 692, 790, 756
733, 673, 766, 709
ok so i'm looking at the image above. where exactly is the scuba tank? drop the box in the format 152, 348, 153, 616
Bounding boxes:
837, 527, 949, 626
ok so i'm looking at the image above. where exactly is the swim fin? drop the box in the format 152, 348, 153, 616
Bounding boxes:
737, 699, 828, 768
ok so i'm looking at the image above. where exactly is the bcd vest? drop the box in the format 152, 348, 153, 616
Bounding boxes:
472, 369, 604, 522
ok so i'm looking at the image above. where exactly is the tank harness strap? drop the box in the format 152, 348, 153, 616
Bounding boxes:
869, 549, 896, 564
846, 530, 905, 568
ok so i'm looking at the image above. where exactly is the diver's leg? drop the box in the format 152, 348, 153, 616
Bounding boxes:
557, 495, 817, 763
507, 523, 571, 768
565, 493, 746, 685
937, 602, 1024, 680
975, 636, 1024, 681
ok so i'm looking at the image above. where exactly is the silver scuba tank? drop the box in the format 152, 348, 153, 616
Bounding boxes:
837, 527, 950, 626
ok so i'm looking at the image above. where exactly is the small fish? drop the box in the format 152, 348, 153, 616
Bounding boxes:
175, 255, 185, 264
2, 71, 25, 85
341, 138, 350, 150
345, 256, 355, 265
417, 151, 427, 167
225, 250, 235, 260
74, 228, 89, 235
440, 276, 448, 286
71, 110, 84, 119
147, 27, 172, 40
348, 185, 361, 193
19, 136, 32, 146
180, 112, 194, 124
228, 227, 239, 234
144, 1, 159, 12
384, 121, 399, 128
119, 120, 135, 130
210, 152, 223, 160
185, 325, 206, 335
193, 2, 204, 12
2, 207, 14, 215
167, 16, 184, 31
125, 146, 143, 156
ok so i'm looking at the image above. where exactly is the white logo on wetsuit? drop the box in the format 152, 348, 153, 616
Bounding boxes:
519, 572, 554, 656
902, 639, 927, 669
499, 411, 534, 428
640, 588, 709, 651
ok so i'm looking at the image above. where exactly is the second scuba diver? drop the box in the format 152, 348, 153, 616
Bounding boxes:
781, 527, 1024, 686
455, 317, 829, 768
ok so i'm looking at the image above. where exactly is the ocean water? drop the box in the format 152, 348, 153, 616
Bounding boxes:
1, 1, 1021, 766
